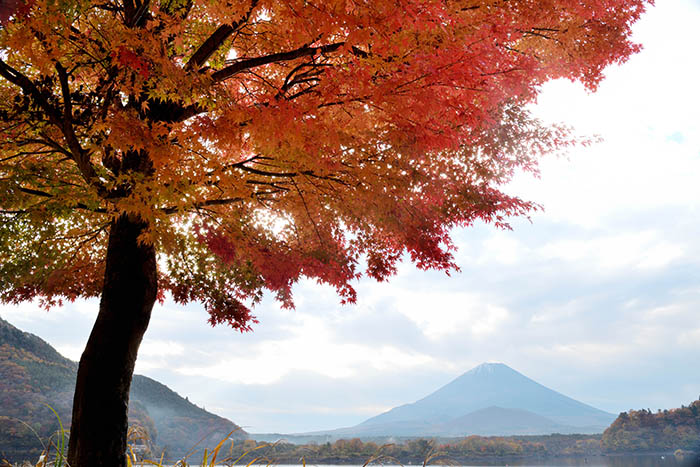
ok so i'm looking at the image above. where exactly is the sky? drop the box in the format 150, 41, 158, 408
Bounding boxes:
2, 0, 700, 435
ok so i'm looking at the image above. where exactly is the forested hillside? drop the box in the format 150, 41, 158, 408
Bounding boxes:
602, 399, 700, 453
210, 434, 604, 464
0, 317, 245, 463
0, 317, 79, 462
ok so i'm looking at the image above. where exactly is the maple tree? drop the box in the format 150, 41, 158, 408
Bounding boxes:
0, 0, 649, 465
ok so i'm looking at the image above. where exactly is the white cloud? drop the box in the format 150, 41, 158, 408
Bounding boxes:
176, 311, 435, 385
678, 328, 700, 348
477, 232, 525, 265
538, 231, 683, 271
531, 342, 632, 366
135, 340, 186, 372
0, 301, 43, 323
54, 344, 84, 361
509, 115, 700, 230
530, 299, 585, 325
508, 1, 700, 231
379, 290, 511, 340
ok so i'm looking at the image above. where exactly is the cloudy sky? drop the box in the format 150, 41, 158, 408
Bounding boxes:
2, 0, 699, 435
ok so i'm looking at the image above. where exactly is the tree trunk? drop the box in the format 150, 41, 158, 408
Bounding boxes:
67, 214, 157, 467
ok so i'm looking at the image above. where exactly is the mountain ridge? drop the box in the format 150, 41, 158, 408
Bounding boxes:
362, 362, 613, 427
0, 316, 246, 463
301, 362, 615, 438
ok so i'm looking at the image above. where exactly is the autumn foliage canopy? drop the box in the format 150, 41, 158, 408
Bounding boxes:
0, 0, 649, 329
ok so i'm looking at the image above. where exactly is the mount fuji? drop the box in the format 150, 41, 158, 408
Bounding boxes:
315, 362, 616, 437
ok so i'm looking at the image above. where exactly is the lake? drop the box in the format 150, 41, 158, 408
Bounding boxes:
162, 455, 700, 467
231, 457, 700, 467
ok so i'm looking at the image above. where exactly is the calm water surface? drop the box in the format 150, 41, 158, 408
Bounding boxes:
171, 456, 700, 467
235, 458, 700, 467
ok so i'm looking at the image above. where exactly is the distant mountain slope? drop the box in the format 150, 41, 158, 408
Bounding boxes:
129, 375, 244, 459
0, 316, 246, 463
433, 406, 572, 436
314, 362, 615, 438
362, 363, 614, 429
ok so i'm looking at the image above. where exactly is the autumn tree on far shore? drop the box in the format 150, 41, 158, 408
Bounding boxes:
602, 400, 700, 453
0, 0, 649, 465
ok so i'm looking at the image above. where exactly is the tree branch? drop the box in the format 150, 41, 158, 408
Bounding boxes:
55, 63, 73, 128
236, 165, 298, 177
162, 197, 245, 215
17, 186, 53, 198
210, 42, 345, 83
170, 45, 366, 122
15, 186, 107, 213
185, 0, 260, 71
0, 59, 107, 196
0, 59, 61, 123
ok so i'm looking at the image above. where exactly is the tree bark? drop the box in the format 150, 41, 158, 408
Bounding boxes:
67, 214, 157, 467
